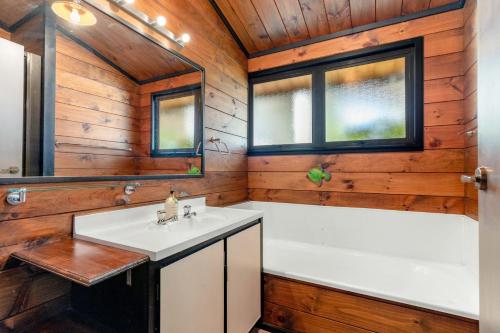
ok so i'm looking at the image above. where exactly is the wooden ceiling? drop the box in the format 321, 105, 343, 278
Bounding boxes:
0, 0, 196, 84
0, 0, 43, 28
211, 0, 464, 56
56, 2, 194, 83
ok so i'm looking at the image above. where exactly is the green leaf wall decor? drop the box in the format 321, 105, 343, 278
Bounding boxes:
187, 166, 201, 175
307, 166, 332, 187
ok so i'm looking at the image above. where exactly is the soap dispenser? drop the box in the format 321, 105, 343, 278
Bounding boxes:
165, 190, 178, 221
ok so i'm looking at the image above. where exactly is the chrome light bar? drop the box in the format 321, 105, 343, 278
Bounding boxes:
109, 0, 188, 47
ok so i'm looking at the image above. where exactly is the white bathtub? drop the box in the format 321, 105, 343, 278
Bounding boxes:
230, 201, 479, 319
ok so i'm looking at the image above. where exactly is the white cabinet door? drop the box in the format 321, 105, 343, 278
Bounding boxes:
160, 241, 224, 333
227, 224, 262, 333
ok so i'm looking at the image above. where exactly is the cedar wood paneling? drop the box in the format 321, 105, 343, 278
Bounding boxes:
264, 274, 478, 333
463, 0, 478, 220
0, 0, 248, 329
250, 5, 479, 332
136, 72, 202, 175
248, 8, 473, 216
55, 35, 203, 176
55, 33, 140, 176
0, 0, 479, 330
0, 27, 10, 40
213, 0, 460, 54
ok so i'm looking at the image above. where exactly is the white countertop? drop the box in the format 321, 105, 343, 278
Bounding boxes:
74, 199, 263, 261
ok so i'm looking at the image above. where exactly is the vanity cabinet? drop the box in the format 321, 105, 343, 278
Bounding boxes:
159, 222, 262, 333
227, 224, 262, 333
159, 223, 262, 333
160, 241, 225, 333
71, 219, 262, 333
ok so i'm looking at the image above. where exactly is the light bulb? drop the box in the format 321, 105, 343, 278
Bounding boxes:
180, 33, 191, 43
155, 16, 166, 26
70, 8, 81, 24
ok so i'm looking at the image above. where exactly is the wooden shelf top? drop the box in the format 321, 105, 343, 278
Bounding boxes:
12, 239, 149, 287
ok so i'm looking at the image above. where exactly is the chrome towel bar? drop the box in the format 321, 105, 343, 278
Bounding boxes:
5, 183, 142, 206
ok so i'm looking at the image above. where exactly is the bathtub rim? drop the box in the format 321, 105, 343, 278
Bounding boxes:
230, 200, 479, 320
262, 272, 479, 326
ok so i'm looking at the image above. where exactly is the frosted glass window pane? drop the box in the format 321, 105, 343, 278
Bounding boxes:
158, 95, 195, 149
253, 75, 312, 146
325, 57, 406, 142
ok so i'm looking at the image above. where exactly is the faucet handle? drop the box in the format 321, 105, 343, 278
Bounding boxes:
183, 205, 197, 218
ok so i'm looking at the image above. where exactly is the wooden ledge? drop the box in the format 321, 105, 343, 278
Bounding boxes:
11, 239, 149, 287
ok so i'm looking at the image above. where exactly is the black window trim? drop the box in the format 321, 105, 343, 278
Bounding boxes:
248, 37, 424, 156
151, 84, 203, 158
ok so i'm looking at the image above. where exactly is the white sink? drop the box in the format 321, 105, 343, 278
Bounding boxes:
74, 197, 263, 261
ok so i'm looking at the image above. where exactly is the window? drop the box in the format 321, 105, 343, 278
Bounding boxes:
249, 38, 423, 155
152, 85, 202, 157
253, 74, 312, 146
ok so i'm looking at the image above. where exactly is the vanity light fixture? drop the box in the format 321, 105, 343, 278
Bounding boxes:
178, 33, 191, 44
51, 0, 97, 26
153, 15, 167, 27
108, 0, 190, 47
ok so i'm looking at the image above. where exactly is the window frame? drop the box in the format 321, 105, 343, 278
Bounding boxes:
151, 84, 202, 158
248, 38, 423, 156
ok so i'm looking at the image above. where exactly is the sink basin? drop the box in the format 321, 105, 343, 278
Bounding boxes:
191, 212, 227, 222
146, 212, 228, 233
73, 198, 263, 261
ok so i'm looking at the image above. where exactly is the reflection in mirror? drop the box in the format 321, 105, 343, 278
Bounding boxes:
0, 0, 204, 181
152, 85, 202, 155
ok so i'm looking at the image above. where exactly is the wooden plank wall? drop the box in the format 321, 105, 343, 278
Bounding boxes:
0, 0, 248, 329
136, 72, 202, 175
264, 274, 479, 333
55, 35, 204, 176
0, 27, 10, 40
463, 0, 478, 220
54, 33, 142, 177
9, 14, 44, 57
248, 8, 470, 215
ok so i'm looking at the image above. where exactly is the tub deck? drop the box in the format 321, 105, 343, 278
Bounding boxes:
231, 201, 479, 323
262, 273, 479, 333
265, 238, 478, 319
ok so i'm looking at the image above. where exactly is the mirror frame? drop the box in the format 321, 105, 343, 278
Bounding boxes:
1, 0, 205, 185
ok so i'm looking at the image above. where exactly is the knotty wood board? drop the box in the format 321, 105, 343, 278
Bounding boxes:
248, 7, 471, 216
12, 239, 149, 287
263, 274, 479, 333
0, 0, 248, 327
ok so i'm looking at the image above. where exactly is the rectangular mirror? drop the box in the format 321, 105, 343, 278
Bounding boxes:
0, 0, 204, 184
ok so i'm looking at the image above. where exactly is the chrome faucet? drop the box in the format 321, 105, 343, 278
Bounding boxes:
183, 205, 197, 218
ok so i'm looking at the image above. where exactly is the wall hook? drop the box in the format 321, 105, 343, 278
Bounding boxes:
124, 183, 140, 195
6, 188, 27, 206
208, 137, 230, 154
